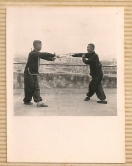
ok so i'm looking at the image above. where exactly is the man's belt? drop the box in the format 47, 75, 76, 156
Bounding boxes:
28, 68, 38, 75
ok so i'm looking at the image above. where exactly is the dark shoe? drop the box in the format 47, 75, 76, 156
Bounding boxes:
97, 100, 107, 104
84, 97, 90, 101
37, 103, 48, 107
24, 102, 33, 105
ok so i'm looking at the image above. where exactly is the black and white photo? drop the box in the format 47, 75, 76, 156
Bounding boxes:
7, 7, 124, 163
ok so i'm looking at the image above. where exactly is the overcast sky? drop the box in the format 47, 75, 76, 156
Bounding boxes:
7, 7, 123, 61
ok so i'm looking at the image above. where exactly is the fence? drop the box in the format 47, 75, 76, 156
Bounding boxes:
13, 63, 117, 74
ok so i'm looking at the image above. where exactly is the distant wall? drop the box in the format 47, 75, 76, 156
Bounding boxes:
13, 72, 117, 89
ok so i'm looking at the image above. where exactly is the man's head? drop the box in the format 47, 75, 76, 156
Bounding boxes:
87, 43, 95, 53
33, 40, 42, 51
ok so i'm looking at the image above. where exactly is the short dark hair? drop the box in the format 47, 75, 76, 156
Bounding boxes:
33, 40, 42, 47
88, 43, 95, 50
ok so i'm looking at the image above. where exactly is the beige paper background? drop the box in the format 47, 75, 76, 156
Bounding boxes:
6, 7, 124, 163
0, 0, 132, 166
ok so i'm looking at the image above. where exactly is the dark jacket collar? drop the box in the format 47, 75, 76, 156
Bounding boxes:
33, 49, 40, 52
88, 51, 95, 57
90, 51, 95, 54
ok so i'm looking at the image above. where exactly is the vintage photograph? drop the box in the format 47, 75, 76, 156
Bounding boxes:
9, 7, 118, 116
7, 7, 124, 163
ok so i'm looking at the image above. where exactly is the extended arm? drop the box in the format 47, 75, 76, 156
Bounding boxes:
72, 53, 84, 57
39, 52, 55, 61
71, 53, 90, 58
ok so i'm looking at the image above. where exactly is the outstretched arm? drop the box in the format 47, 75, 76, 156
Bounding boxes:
39, 53, 61, 61
71, 53, 90, 58
39, 52, 55, 61
71, 53, 84, 57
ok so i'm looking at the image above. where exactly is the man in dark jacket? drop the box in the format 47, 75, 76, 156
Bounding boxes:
72, 43, 107, 104
23, 40, 57, 107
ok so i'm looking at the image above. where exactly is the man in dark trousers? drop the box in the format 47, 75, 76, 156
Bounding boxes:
72, 43, 107, 104
23, 40, 58, 107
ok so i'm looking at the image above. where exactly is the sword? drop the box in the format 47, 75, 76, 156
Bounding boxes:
56, 53, 89, 58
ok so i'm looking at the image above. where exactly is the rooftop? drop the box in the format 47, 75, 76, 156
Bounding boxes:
14, 88, 117, 116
